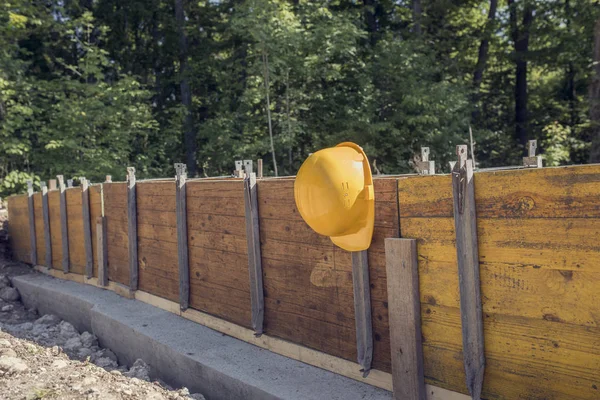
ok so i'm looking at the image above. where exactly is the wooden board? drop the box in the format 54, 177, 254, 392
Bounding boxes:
48, 190, 62, 270
33, 192, 46, 266
257, 178, 399, 369
103, 183, 129, 286
398, 164, 600, 399
186, 180, 252, 328
136, 181, 178, 303
7, 195, 31, 263
89, 185, 103, 278
65, 188, 85, 275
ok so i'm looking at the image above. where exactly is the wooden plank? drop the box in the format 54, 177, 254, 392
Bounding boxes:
175, 164, 190, 310
57, 175, 70, 273
244, 171, 264, 334
81, 178, 93, 278
385, 238, 425, 400
451, 146, 485, 399
103, 183, 129, 286
7, 195, 31, 263
89, 184, 103, 277
33, 191, 45, 266
66, 187, 85, 275
351, 250, 373, 376
42, 190, 51, 268
48, 190, 62, 270
26, 180, 37, 265
97, 216, 108, 286
127, 167, 138, 290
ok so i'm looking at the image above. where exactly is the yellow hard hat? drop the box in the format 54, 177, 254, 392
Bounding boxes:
294, 142, 375, 252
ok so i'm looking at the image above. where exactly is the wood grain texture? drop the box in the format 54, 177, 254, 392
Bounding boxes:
352, 250, 373, 376
127, 168, 138, 291
136, 181, 178, 303
42, 186, 52, 268
385, 238, 425, 400
27, 184, 37, 265
244, 173, 264, 334
33, 192, 46, 265
81, 179, 93, 278
175, 169, 190, 311
398, 164, 600, 399
103, 183, 129, 286
65, 188, 85, 275
89, 185, 103, 278
7, 195, 31, 263
257, 178, 399, 370
186, 180, 252, 328
48, 190, 63, 270
58, 178, 70, 272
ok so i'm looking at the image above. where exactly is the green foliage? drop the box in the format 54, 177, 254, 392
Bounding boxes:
0, 0, 598, 195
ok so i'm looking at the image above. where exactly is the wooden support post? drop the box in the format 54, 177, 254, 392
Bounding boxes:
234, 160, 244, 178
385, 238, 426, 400
415, 147, 435, 175
243, 162, 264, 335
105, 175, 112, 183
127, 167, 138, 291
257, 159, 263, 179
57, 175, 70, 273
41, 182, 52, 268
451, 145, 485, 399
49, 179, 57, 191
351, 250, 374, 377
26, 180, 37, 265
96, 216, 108, 286
175, 163, 190, 311
81, 178, 93, 278
523, 139, 543, 168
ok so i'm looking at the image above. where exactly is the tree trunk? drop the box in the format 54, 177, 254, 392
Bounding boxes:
472, 0, 498, 120
175, 0, 197, 176
412, 0, 422, 35
285, 69, 293, 171
363, 0, 378, 45
509, 0, 533, 148
589, 17, 600, 162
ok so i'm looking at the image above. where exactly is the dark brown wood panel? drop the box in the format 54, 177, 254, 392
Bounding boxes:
7, 195, 31, 263
66, 188, 85, 275
186, 180, 251, 328
89, 184, 103, 277
104, 183, 129, 286
33, 192, 46, 266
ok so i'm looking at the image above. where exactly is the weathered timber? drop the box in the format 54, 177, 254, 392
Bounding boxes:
415, 147, 435, 175
41, 183, 52, 268
97, 216, 108, 286
351, 250, 373, 377
127, 167, 138, 291
523, 139, 542, 168
33, 192, 45, 265
81, 178, 93, 278
26, 181, 37, 265
57, 175, 70, 273
244, 169, 264, 335
175, 163, 190, 310
451, 145, 485, 399
48, 179, 57, 191
384, 238, 425, 400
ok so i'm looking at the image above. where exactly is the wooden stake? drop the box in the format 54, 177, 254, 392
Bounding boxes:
57, 175, 70, 273
81, 178, 93, 278
41, 182, 52, 268
243, 165, 264, 335
97, 216, 108, 286
385, 238, 425, 400
257, 159, 263, 178
415, 147, 435, 175
351, 250, 374, 377
523, 139, 543, 168
175, 163, 189, 311
127, 167, 138, 291
26, 180, 37, 265
451, 145, 485, 399
49, 179, 57, 191
105, 175, 112, 183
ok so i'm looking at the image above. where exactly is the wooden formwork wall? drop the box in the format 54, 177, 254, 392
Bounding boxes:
256, 178, 398, 370
89, 185, 103, 278
398, 165, 600, 399
6, 195, 30, 263
103, 183, 129, 286
66, 188, 85, 275
136, 181, 178, 302
186, 179, 252, 328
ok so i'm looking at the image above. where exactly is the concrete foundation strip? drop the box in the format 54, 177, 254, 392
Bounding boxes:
452, 145, 485, 400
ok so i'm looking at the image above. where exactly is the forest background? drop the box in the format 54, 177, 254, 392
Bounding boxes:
2, 0, 600, 196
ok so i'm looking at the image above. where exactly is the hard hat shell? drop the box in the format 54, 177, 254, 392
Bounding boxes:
294, 142, 374, 252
